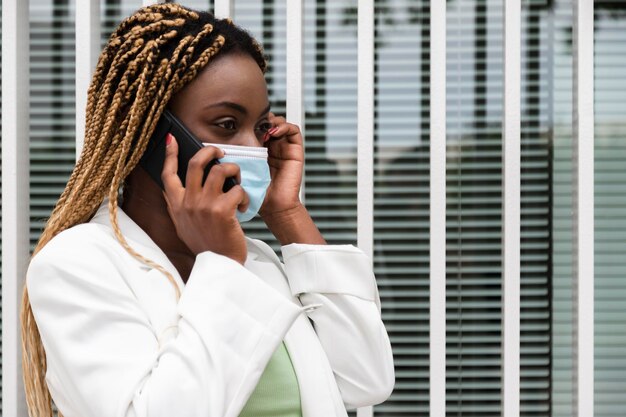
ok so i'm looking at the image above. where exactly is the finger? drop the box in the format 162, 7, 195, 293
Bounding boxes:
267, 122, 302, 144
267, 115, 286, 134
235, 185, 250, 213
222, 184, 250, 213
265, 133, 305, 162
186, 145, 225, 192
161, 133, 184, 204
162, 191, 180, 228
204, 162, 241, 195
268, 113, 286, 125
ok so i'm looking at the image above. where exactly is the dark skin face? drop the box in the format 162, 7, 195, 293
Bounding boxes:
122, 52, 271, 281
122, 51, 325, 283
169, 53, 273, 148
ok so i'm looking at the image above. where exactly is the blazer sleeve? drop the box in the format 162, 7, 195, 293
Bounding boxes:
27, 229, 302, 417
281, 243, 395, 409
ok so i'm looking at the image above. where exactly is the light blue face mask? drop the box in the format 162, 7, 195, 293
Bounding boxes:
204, 143, 271, 223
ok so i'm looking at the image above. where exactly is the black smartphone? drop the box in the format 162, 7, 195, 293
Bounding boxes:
139, 109, 238, 192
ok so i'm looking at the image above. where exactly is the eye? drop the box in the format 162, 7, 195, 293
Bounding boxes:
256, 121, 272, 134
215, 120, 237, 130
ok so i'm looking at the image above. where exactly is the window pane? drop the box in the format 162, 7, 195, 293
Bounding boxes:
372, 0, 430, 415
30, 0, 76, 248
594, 2, 626, 415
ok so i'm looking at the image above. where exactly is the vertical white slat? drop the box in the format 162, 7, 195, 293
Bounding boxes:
356, 1, 374, 416
572, 0, 594, 416
357, 3, 374, 260
143, 0, 166, 7
356, 0, 374, 259
1, 0, 30, 416
214, 0, 233, 19
286, 0, 304, 128
75, 0, 100, 159
429, 0, 446, 415
502, 0, 521, 416
286, 0, 305, 202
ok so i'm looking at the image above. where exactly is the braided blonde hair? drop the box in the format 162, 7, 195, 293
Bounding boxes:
21, 4, 267, 416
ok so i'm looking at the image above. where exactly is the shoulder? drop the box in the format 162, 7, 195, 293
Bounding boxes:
31, 223, 122, 267
27, 223, 130, 298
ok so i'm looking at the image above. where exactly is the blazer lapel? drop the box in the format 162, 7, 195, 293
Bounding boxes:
90, 200, 185, 288
89, 200, 184, 344
283, 316, 347, 417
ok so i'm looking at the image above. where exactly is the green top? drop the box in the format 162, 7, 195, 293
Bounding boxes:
238, 342, 303, 417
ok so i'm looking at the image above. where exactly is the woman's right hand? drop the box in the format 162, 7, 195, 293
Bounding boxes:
161, 133, 249, 264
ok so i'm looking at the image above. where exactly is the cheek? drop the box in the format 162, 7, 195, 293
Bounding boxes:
231, 130, 264, 147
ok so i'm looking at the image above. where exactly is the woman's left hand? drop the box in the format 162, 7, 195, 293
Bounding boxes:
259, 113, 326, 245
259, 113, 304, 217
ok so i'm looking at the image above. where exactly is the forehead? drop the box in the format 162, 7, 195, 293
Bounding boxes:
173, 53, 268, 109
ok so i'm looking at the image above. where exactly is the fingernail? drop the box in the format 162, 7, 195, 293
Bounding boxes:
268, 127, 278, 135
262, 132, 270, 142
166, 133, 173, 146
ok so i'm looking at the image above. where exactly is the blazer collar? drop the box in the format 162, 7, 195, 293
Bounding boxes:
89, 199, 189, 290
90, 199, 160, 250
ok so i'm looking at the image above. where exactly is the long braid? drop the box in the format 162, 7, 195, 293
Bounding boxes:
84, 17, 183, 145
21, 4, 268, 417
180, 35, 226, 85
57, 26, 185, 226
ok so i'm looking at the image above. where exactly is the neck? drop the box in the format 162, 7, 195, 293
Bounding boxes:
121, 167, 195, 282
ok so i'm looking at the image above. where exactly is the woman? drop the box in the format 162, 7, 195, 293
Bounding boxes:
22, 4, 394, 417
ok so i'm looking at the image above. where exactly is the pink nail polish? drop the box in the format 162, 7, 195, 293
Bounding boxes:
268, 127, 278, 135
166, 133, 173, 146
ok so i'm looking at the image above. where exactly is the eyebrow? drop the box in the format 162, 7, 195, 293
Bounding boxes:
205, 101, 271, 118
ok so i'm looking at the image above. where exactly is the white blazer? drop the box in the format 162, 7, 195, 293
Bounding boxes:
27, 201, 395, 417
